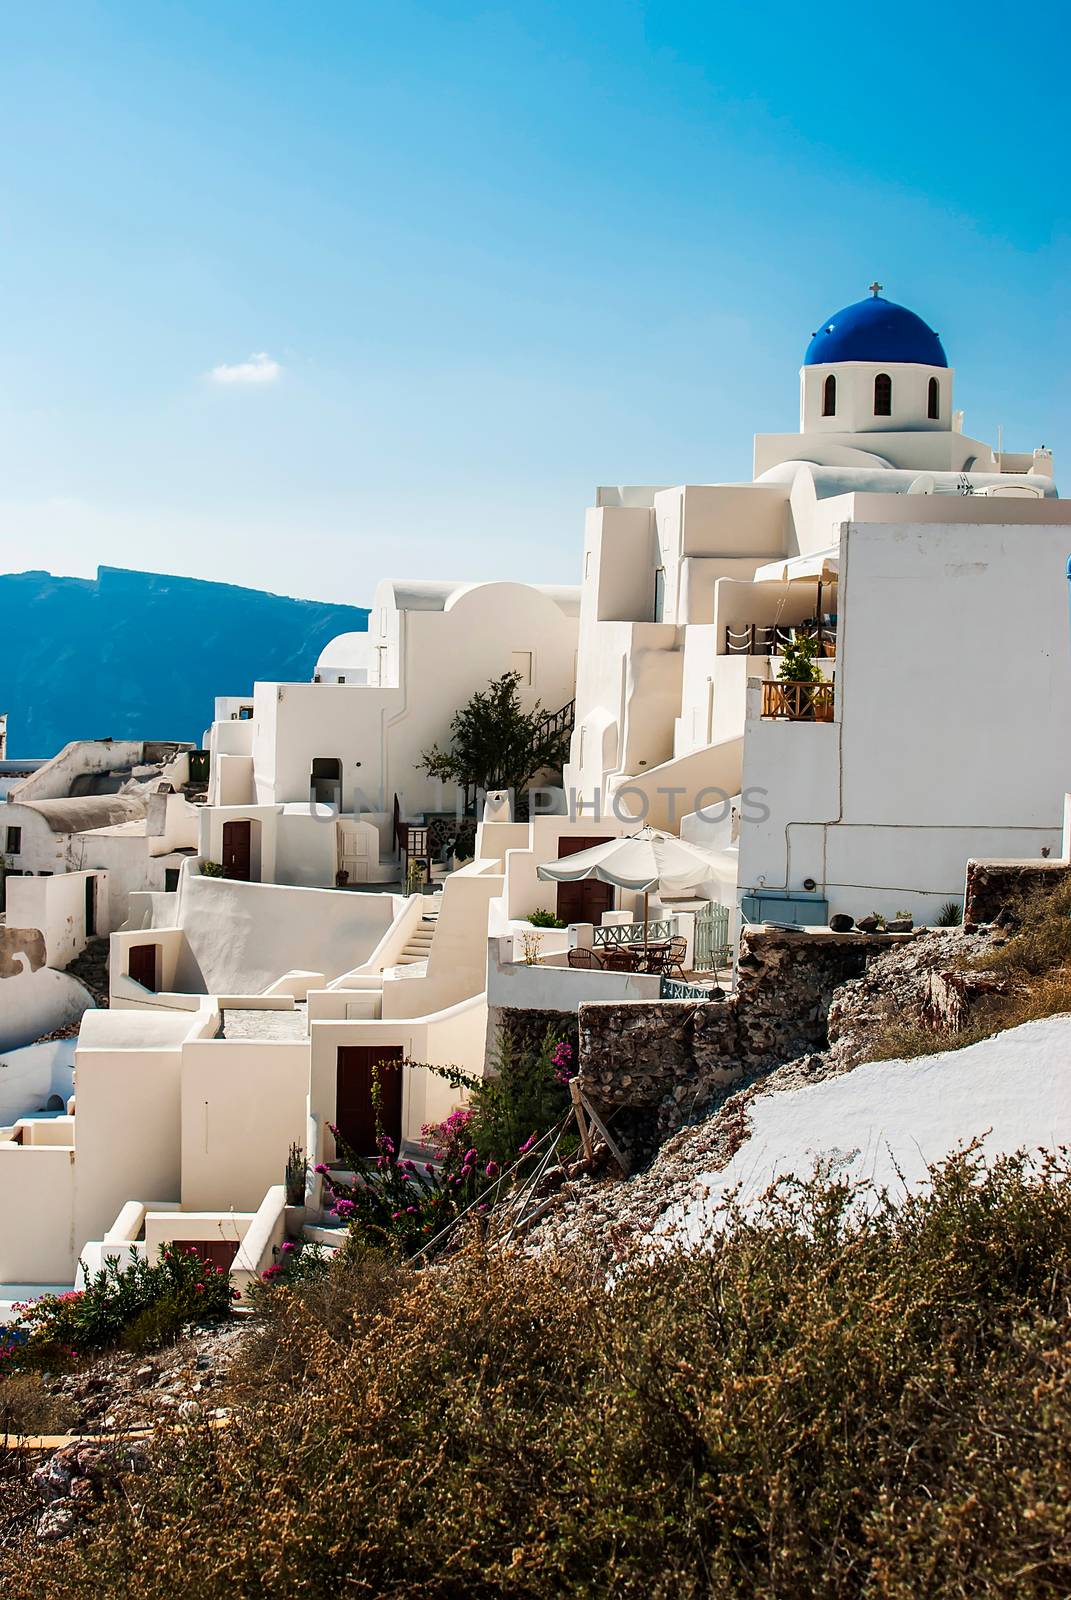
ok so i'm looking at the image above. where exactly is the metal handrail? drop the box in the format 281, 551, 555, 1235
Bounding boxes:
660, 976, 717, 1001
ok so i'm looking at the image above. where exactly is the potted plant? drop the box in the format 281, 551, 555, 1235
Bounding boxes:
777, 632, 831, 720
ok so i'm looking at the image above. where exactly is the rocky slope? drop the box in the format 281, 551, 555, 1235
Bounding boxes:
527, 924, 1018, 1267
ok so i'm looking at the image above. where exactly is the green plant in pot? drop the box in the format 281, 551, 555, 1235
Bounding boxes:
777, 631, 831, 720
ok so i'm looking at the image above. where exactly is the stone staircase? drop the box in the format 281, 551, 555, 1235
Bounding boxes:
395, 909, 439, 968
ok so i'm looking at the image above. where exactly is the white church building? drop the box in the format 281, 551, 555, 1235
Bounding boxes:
565, 286, 1068, 924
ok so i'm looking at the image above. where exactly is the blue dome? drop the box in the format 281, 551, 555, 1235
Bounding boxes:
804, 294, 947, 368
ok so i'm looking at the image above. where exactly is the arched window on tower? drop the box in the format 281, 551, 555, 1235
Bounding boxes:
822, 374, 836, 417
928, 376, 940, 419
874, 373, 892, 416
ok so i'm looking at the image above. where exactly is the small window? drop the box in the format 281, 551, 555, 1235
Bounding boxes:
511, 651, 533, 687
874, 373, 892, 416
822, 373, 836, 416
928, 376, 940, 419
164, 868, 180, 893
5, 826, 21, 854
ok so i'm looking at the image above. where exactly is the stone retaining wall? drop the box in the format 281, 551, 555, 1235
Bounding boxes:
492, 1005, 578, 1066
963, 858, 1070, 925
578, 927, 906, 1135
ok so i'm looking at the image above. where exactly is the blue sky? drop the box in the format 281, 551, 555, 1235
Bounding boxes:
0, 1, 1067, 602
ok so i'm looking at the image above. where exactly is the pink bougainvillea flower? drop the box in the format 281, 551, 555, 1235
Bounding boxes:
485, 1161, 499, 1178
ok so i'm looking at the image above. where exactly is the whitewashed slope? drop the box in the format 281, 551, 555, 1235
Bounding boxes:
662, 1014, 1071, 1248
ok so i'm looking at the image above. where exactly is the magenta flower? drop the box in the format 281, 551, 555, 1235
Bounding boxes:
485, 1161, 499, 1178
314, 1163, 329, 1175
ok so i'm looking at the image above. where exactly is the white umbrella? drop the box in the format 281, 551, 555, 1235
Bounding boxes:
537, 827, 728, 952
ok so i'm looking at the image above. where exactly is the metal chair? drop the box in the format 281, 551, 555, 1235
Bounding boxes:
567, 947, 604, 970
665, 936, 689, 979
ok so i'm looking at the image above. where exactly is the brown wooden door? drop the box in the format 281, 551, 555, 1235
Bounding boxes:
173, 1239, 240, 1272
128, 942, 158, 991
222, 819, 252, 881
555, 835, 615, 926
336, 1046, 404, 1157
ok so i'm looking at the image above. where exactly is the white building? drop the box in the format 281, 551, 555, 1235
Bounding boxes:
564, 287, 1068, 924
199, 577, 579, 888
2, 739, 199, 927
4, 284, 1069, 1310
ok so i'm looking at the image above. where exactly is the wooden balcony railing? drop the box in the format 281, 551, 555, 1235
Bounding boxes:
761, 680, 835, 721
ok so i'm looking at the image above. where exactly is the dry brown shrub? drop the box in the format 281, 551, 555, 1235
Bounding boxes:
0, 1373, 75, 1440
3, 1150, 1071, 1598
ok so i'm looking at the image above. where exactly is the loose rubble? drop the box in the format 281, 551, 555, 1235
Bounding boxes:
1, 1320, 247, 1549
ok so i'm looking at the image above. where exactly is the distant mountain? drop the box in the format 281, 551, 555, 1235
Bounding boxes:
0, 566, 369, 756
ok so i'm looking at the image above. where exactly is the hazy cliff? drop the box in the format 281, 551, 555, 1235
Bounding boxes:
0, 566, 368, 755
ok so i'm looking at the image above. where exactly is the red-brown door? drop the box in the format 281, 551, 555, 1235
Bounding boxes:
222, 819, 252, 881
335, 1046, 404, 1157
173, 1239, 240, 1272
128, 942, 158, 991
555, 835, 615, 926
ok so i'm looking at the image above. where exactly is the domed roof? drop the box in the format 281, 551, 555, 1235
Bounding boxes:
804, 292, 948, 368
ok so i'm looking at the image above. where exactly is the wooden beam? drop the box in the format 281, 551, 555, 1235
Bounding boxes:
578, 1090, 630, 1176
568, 1078, 594, 1163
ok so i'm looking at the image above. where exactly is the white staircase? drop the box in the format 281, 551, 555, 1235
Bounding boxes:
395, 909, 439, 968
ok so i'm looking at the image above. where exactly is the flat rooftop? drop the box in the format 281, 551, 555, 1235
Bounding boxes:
219, 1006, 309, 1041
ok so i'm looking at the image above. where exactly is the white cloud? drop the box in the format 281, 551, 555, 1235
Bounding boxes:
209, 351, 282, 385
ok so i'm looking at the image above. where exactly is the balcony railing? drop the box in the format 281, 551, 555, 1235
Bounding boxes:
593, 918, 672, 947
761, 680, 835, 721
725, 624, 836, 658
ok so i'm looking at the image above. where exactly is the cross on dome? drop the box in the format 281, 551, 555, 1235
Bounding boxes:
868, 281, 883, 298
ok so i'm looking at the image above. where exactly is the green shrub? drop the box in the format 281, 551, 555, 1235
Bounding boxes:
777, 629, 822, 683
935, 898, 963, 926
527, 909, 566, 928
8, 1149, 1071, 1598
0, 1244, 234, 1371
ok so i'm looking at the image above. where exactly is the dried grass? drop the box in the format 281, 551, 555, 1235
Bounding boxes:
3, 1150, 1071, 1598
869, 877, 1071, 1061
